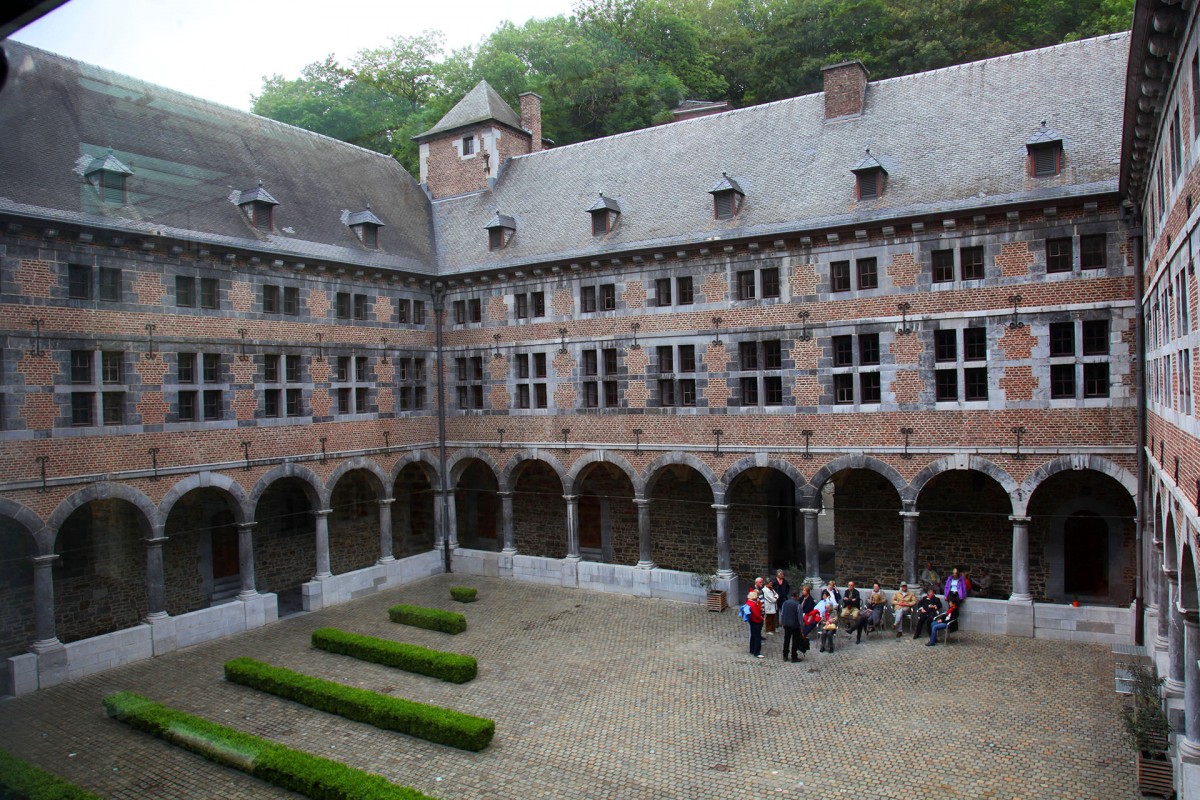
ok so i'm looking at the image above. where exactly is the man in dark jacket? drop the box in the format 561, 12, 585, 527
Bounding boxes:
779, 590, 804, 662
912, 587, 943, 640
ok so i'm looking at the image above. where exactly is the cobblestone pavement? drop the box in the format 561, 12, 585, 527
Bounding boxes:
0, 575, 1138, 799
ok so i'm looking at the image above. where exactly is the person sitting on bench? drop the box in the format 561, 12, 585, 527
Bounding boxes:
927, 592, 961, 646
912, 587, 943, 640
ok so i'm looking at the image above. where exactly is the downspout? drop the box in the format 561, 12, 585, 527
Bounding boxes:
1133, 221, 1146, 646
433, 283, 452, 574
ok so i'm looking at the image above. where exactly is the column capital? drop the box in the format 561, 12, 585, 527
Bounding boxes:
898, 510, 919, 519
315, 508, 333, 518
1008, 515, 1032, 524
144, 536, 168, 547
562, 494, 578, 503
711, 503, 730, 512
496, 491, 513, 499
632, 498, 651, 507
31, 554, 59, 567
378, 498, 396, 507
236, 521, 258, 531
800, 507, 821, 517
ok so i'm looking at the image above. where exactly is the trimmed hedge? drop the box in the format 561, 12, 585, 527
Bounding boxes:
224, 657, 494, 752
387, 604, 467, 635
312, 627, 476, 684
102, 691, 435, 800
0, 747, 104, 800
449, 587, 477, 603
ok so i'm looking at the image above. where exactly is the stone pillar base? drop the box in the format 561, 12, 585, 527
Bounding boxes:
302, 579, 325, 612
1167, 678, 1186, 699
1179, 736, 1200, 764
1181, 754, 1200, 800
561, 556, 581, 588
715, 573, 740, 606
635, 560, 657, 570
806, 576, 825, 594
1005, 597, 1035, 637
146, 613, 178, 656
35, 645, 68, 689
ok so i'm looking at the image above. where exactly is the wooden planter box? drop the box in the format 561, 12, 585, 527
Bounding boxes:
1137, 751, 1174, 798
706, 590, 727, 612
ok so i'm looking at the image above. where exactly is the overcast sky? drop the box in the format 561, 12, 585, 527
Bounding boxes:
9, 0, 577, 110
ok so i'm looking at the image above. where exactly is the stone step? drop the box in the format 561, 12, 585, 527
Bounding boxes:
211, 575, 242, 605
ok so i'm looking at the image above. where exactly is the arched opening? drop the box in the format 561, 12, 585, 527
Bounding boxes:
1028, 469, 1136, 604
1180, 544, 1199, 614
647, 464, 716, 575
575, 462, 637, 563
455, 460, 500, 551
393, 463, 436, 556
512, 460, 564, 557
728, 468, 797, 576
55, 498, 151, 642
328, 469, 382, 574
0, 518, 36, 688
164, 487, 243, 612
254, 477, 316, 616
817, 469, 902, 585
916, 469, 1012, 598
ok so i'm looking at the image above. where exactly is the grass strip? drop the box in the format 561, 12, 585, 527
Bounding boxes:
449, 587, 477, 603
0, 747, 104, 800
312, 627, 477, 684
224, 657, 494, 752
387, 604, 467, 634
102, 691, 435, 800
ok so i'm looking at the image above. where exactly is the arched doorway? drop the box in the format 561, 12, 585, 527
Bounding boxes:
574, 462, 637, 563
164, 487, 243, 612
916, 469, 1012, 598
646, 464, 716, 575
816, 469, 902, 585
728, 467, 797, 576
1063, 511, 1108, 596
254, 477, 317, 615
393, 462, 436, 556
328, 469, 382, 575
455, 460, 500, 551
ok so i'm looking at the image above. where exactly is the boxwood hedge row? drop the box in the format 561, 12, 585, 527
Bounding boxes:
312, 627, 477, 684
102, 691, 435, 800
387, 604, 467, 634
449, 587, 477, 603
224, 657, 494, 751
0, 747, 104, 800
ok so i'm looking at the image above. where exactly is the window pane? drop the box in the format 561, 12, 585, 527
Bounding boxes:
176, 275, 195, 307
833, 374, 853, 404
860, 372, 881, 404
762, 268, 780, 298
337, 292, 350, 318
934, 330, 957, 362
285, 355, 300, 383
71, 392, 93, 425
1080, 235, 1106, 270
932, 250, 954, 282
534, 353, 547, 378
604, 381, 618, 407
355, 294, 368, 320
661, 377, 676, 407
680, 345, 696, 372
935, 369, 958, 401
516, 353, 529, 379
1083, 363, 1109, 398
964, 367, 988, 401
859, 334, 880, 365
680, 379, 696, 406
677, 277, 694, 304
856, 258, 877, 290
178, 353, 196, 384
516, 293, 528, 319
517, 384, 530, 409
203, 354, 220, 383
764, 376, 783, 405
830, 261, 850, 292
1049, 322, 1074, 357
339, 356, 351, 382
1046, 238, 1073, 273
1082, 320, 1109, 355
963, 328, 987, 361
961, 247, 985, 280
102, 352, 124, 384
833, 335, 853, 367
741, 376, 759, 405
203, 390, 222, 420
739, 342, 758, 370
264, 354, 280, 383
656, 278, 672, 306
178, 390, 196, 421
99, 268, 121, 301
286, 388, 303, 416
583, 350, 598, 376
601, 285, 616, 311
603, 348, 618, 374
581, 286, 596, 313
283, 286, 299, 315
200, 278, 218, 309
1050, 364, 1075, 398
262, 285, 279, 313
468, 298, 481, 322
69, 264, 92, 300
737, 271, 755, 300
764, 340, 782, 370
264, 388, 280, 417
70, 351, 91, 384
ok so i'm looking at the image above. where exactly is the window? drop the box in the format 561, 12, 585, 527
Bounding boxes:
178, 391, 197, 422
961, 247, 984, 280
741, 376, 759, 405
1050, 364, 1075, 398
856, 170, 882, 199
515, 291, 544, 319
1080, 235, 1106, 270
336, 292, 351, 319
658, 345, 696, 407
713, 190, 742, 219
462, 135, 475, 155
99, 267, 121, 301
101, 351, 123, 384
737, 271, 756, 300
178, 352, 196, 384
263, 284, 280, 313
264, 389, 280, 418
833, 335, 854, 367
738, 340, 784, 407
514, 351, 549, 410
677, 276, 694, 305
71, 392, 93, 426
456, 355, 484, 410
336, 356, 350, 382
1082, 320, 1109, 356
582, 348, 619, 408
355, 356, 368, 382
1046, 238, 1073, 273
935, 370, 958, 402
833, 373, 854, 405
396, 356, 428, 411
354, 294, 368, 321
963, 328, 986, 361
1049, 322, 1074, 357
203, 390, 222, 420
488, 227, 508, 251
856, 258, 877, 290
762, 268, 780, 298
680, 345, 696, 372
397, 298, 411, 323
739, 341, 759, 370
283, 286, 299, 315
738, 268, 780, 301
932, 250, 954, 283
601, 284, 616, 311
581, 286, 596, 313
70, 350, 92, 384
200, 278, 218, 309
1083, 363, 1109, 398
934, 330, 957, 362
933, 328, 988, 402
860, 372, 881, 404
830, 333, 881, 405
68, 264, 93, 300
468, 298, 482, 322
657, 346, 674, 374
1029, 142, 1061, 177
413, 301, 425, 325
583, 349, 598, 376
333, 354, 372, 414
203, 353, 221, 384
830, 261, 851, 292
454, 300, 467, 324
860, 334, 880, 365
1050, 319, 1111, 400
98, 170, 126, 205
656, 278, 672, 306
516, 293, 529, 319
176, 275, 196, 307
264, 354, 280, 383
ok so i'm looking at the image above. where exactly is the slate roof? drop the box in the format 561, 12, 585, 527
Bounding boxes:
0, 42, 436, 274
430, 33, 1129, 275
414, 80, 526, 142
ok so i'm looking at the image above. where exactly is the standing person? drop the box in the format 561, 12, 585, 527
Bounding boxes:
760, 576, 780, 636
798, 586, 818, 656
944, 567, 969, 605
912, 587, 943, 640
779, 590, 803, 662
891, 582, 917, 637
745, 590, 765, 658
927, 592, 961, 646
840, 580, 862, 630
771, 570, 791, 613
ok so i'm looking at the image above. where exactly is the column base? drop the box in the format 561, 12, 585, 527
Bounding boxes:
28, 637, 63, 655
1008, 592, 1033, 603
1166, 678, 1186, 699
313, 572, 332, 581
806, 576, 825, 593
376, 556, 396, 565
1005, 596, 1035, 637
236, 589, 260, 601
500, 547, 518, 556
1180, 736, 1200, 764
635, 560, 657, 570
144, 610, 171, 623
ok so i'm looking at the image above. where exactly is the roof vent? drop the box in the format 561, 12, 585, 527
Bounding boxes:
237, 181, 279, 231
346, 204, 385, 248
84, 149, 133, 205
586, 193, 621, 235
484, 211, 516, 251
708, 173, 744, 220
1026, 122, 1063, 177
851, 150, 887, 200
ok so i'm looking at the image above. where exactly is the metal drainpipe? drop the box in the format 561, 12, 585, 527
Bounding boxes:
1133, 223, 1146, 646
433, 284, 452, 574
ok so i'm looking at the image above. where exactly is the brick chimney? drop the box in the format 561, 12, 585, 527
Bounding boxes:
821, 61, 869, 120
520, 92, 543, 153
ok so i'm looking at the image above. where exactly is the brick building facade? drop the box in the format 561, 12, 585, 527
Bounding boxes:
0, 30, 1144, 697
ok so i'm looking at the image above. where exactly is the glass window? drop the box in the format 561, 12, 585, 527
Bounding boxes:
69, 264, 92, 300
71, 392, 93, 425
934, 330, 957, 362
99, 267, 121, 301
1046, 238, 1073, 273
1083, 363, 1109, 398
657, 346, 674, 373
964, 367, 988, 401
178, 352, 196, 384
283, 286, 299, 315
264, 354, 280, 382
336, 292, 351, 318
857, 258, 877, 290
177, 390, 197, 421
935, 369, 958, 401
833, 374, 854, 404
1082, 320, 1109, 355
762, 268, 780, 298
961, 247, 985, 280
739, 341, 758, 370
737, 271, 756, 300
1080, 235, 1106, 270
860, 372, 881, 404
740, 376, 759, 406
830, 261, 850, 292
932, 250, 954, 283
1049, 322, 1074, 357
833, 335, 854, 367
859, 334, 880, 365
1050, 364, 1075, 398
677, 276, 694, 305
70, 351, 91, 384
354, 294, 368, 320
680, 345, 696, 372
176, 275, 195, 307
200, 277, 218, 309
101, 351, 123, 384
963, 328, 987, 361
764, 340, 782, 370
656, 278, 672, 306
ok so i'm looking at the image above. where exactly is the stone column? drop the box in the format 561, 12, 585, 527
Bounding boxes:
446, 490, 459, 549
145, 536, 168, 620
377, 499, 395, 564
564, 495, 581, 559
314, 509, 332, 579
432, 491, 445, 548
236, 522, 258, 599
498, 492, 516, 554
713, 503, 733, 579
1168, 572, 1186, 698
1181, 611, 1200, 763
801, 507, 823, 592
29, 554, 61, 652
900, 507, 920, 587
1158, 550, 1172, 652
633, 498, 655, 568
1008, 515, 1033, 601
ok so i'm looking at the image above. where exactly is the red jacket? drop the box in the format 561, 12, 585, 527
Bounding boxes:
748, 599, 764, 624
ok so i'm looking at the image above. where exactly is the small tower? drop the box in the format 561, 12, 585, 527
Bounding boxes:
412, 80, 540, 200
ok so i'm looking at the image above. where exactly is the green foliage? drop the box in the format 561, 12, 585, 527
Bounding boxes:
223, 658, 494, 751
102, 691, 436, 799
0, 747, 104, 800
450, 587, 478, 603
251, 0, 1135, 167
388, 603, 467, 634
311, 627, 477, 683
1121, 662, 1171, 756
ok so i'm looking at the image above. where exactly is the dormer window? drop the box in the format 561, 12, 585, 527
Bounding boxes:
83, 151, 133, 206
346, 206, 385, 249
586, 193, 621, 235
485, 212, 516, 251
708, 173, 744, 220
851, 151, 887, 200
236, 181, 280, 232
1027, 124, 1063, 177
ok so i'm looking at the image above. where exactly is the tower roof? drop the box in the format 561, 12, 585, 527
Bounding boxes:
414, 80, 525, 141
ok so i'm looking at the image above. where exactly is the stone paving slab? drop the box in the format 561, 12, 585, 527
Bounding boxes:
0, 575, 1138, 799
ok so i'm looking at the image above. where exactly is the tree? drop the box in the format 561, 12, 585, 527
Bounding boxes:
354, 30, 446, 112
